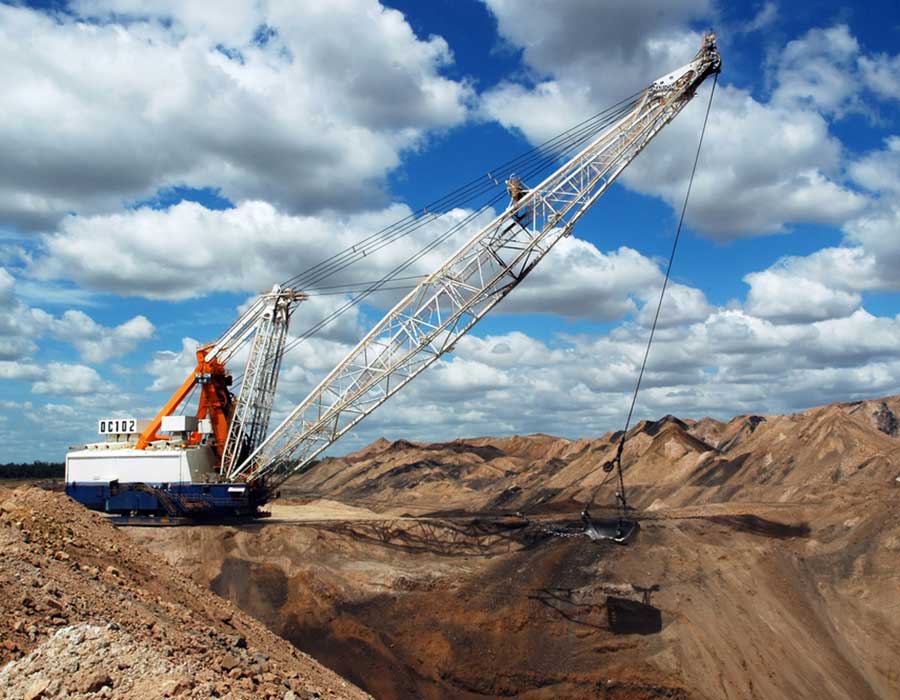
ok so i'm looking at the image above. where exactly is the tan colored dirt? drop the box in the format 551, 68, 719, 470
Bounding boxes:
130, 396, 900, 700
5, 395, 900, 699
0, 487, 370, 700
133, 487, 900, 700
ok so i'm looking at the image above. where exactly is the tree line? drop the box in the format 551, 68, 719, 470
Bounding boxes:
0, 461, 65, 479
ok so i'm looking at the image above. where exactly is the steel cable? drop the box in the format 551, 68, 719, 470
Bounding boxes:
586, 74, 719, 518
228, 95, 646, 383
281, 92, 643, 292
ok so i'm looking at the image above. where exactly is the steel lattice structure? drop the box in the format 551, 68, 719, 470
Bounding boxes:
226, 36, 721, 486
220, 286, 305, 479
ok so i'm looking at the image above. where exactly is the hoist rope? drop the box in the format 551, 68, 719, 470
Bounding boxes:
586, 73, 718, 522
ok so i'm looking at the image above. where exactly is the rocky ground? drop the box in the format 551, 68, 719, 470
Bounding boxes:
131, 396, 900, 700
0, 487, 370, 700
3, 395, 899, 699
281, 396, 900, 514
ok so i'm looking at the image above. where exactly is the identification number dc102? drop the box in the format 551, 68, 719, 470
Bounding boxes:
98, 418, 137, 434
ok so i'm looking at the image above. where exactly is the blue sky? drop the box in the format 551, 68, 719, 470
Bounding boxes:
1, 0, 899, 462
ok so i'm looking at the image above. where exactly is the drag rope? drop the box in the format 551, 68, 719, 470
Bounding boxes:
584, 74, 718, 527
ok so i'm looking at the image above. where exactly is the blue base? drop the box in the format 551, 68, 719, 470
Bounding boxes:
65, 481, 270, 519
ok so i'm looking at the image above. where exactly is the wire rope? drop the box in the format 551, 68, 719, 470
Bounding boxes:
281, 92, 643, 292
228, 94, 647, 384
586, 73, 719, 519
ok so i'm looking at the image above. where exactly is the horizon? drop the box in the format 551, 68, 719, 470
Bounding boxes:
2, 0, 899, 462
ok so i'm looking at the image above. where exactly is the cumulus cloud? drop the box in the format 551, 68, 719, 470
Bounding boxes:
309, 306, 900, 450
636, 282, 713, 328
484, 0, 712, 96
772, 25, 861, 115
0, 1, 472, 230
34, 196, 705, 328
499, 240, 661, 319
739, 131, 900, 316
30, 364, 105, 396
773, 24, 900, 111
844, 204, 900, 289
0, 269, 43, 361
33, 201, 491, 300
859, 52, 900, 101
146, 337, 202, 393
0, 267, 154, 366
744, 269, 861, 324
737, 2, 778, 34
479, 7, 875, 239
20, 362, 112, 396
743, 242, 898, 312
5, 2, 900, 463
624, 85, 866, 237
850, 136, 900, 196
44, 311, 155, 364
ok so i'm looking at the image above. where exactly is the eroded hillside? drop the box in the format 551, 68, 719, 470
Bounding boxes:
129, 396, 900, 700
278, 396, 900, 512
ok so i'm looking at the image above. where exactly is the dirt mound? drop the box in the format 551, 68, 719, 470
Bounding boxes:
134, 487, 900, 700
0, 486, 369, 700
136, 394, 900, 700
281, 394, 900, 515
9, 394, 900, 700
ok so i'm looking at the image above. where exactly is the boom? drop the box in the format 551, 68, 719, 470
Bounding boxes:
233, 34, 721, 486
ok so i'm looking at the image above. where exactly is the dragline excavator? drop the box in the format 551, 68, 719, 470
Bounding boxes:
65, 34, 721, 525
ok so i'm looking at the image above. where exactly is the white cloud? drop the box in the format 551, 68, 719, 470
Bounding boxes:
318, 306, 900, 449
850, 136, 900, 196
0, 1, 472, 230
34, 197, 703, 327
44, 311, 155, 363
773, 24, 900, 111
0, 361, 43, 382
479, 9, 871, 239
636, 282, 713, 328
737, 131, 900, 315
859, 52, 900, 102
740, 245, 888, 324
484, 0, 711, 94
624, 85, 867, 237
738, 2, 778, 34
745, 269, 861, 324
499, 239, 661, 320
0, 269, 42, 361
772, 25, 861, 115
4, 2, 900, 463
33, 201, 490, 300
30, 362, 112, 396
0, 266, 155, 363
146, 337, 201, 392
844, 203, 900, 289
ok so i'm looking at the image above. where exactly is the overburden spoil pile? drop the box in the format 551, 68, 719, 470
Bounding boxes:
3, 395, 899, 700
131, 395, 900, 700
0, 487, 369, 700
281, 396, 900, 514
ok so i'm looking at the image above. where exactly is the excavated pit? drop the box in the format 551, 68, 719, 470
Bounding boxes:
129, 494, 900, 700
127, 398, 900, 699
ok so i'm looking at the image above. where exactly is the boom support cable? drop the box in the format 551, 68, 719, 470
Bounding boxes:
224, 34, 721, 497
230, 97, 645, 385
586, 73, 718, 527
281, 92, 643, 292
